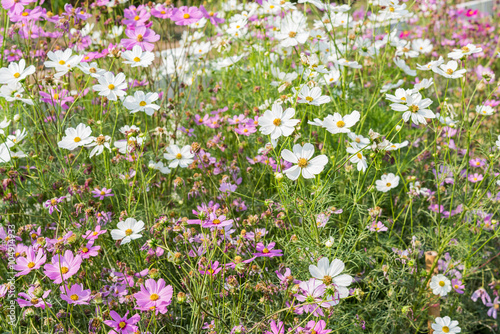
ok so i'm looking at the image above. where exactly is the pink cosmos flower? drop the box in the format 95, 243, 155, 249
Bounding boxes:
469, 158, 486, 168
468, 173, 483, 183
91, 187, 114, 200
134, 278, 173, 314
253, 242, 283, 258
17, 286, 52, 309
170, 6, 203, 26
60, 283, 91, 305
294, 278, 332, 316
199, 5, 225, 26
122, 5, 151, 27
104, 310, 141, 334
471, 287, 491, 305
9, 6, 43, 22
201, 213, 233, 229
151, 4, 173, 19
199, 261, 222, 276
451, 278, 465, 294
234, 124, 257, 136
121, 26, 160, 52
264, 319, 285, 334
297, 320, 332, 334
486, 297, 499, 319
43, 250, 82, 284
78, 240, 100, 259
43, 196, 65, 214
39, 88, 74, 110
1, 0, 32, 14
14, 246, 46, 276
83, 225, 107, 241
367, 221, 388, 232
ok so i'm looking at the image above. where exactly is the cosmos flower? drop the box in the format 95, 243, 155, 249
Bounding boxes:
60, 283, 91, 305
17, 287, 52, 309
0, 59, 35, 84
296, 85, 331, 106
430, 274, 452, 297
322, 110, 360, 134
134, 278, 173, 314
110, 218, 145, 245
123, 91, 160, 115
281, 143, 328, 180
170, 6, 204, 26
258, 103, 300, 141
164, 144, 194, 168
308, 257, 352, 299
375, 173, 400, 192
253, 242, 283, 258
43, 250, 82, 284
431, 316, 461, 334
103, 311, 141, 334
14, 246, 46, 276
121, 45, 155, 67
92, 72, 128, 101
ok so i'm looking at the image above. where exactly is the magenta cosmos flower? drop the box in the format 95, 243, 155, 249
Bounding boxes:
91, 187, 114, 200
122, 5, 151, 27
199, 261, 222, 276
104, 310, 141, 334
121, 26, 160, 52
2, 0, 32, 14
60, 283, 91, 305
367, 221, 388, 232
151, 4, 173, 19
134, 278, 173, 314
201, 213, 233, 229
78, 241, 100, 259
297, 320, 332, 334
253, 242, 283, 258
264, 319, 285, 334
17, 287, 52, 309
14, 246, 46, 276
199, 5, 225, 25
468, 173, 483, 183
170, 6, 203, 25
43, 250, 82, 284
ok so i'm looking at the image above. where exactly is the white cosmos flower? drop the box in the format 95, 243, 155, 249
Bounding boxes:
434, 60, 466, 79
431, 317, 461, 334
348, 133, 370, 146
496, 135, 500, 149
476, 105, 494, 116
393, 57, 416, 76
122, 45, 155, 67
258, 103, 300, 142
0, 59, 36, 85
390, 92, 435, 125
430, 274, 452, 297
110, 218, 145, 245
0, 117, 11, 135
44, 49, 83, 78
148, 160, 171, 174
123, 91, 160, 116
281, 143, 328, 180
448, 43, 482, 60
309, 257, 352, 299
6, 128, 27, 147
297, 85, 331, 106
78, 62, 106, 78
85, 134, 111, 157
416, 56, 444, 71
385, 88, 412, 103
164, 144, 194, 168
92, 72, 127, 101
322, 110, 360, 134
383, 141, 409, 151
0, 82, 33, 105
346, 143, 369, 172
57, 123, 93, 150
336, 58, 362, 69
375, 173, 400, 192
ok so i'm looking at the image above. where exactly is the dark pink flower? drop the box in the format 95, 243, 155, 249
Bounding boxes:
103, 310, 141, 334
17, 287, 51, 309
253, 242, 283, 258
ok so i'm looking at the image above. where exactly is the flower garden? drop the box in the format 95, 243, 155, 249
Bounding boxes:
0, 0, 499, 333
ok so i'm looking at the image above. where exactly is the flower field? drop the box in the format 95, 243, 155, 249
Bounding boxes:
1, 0, 500, 333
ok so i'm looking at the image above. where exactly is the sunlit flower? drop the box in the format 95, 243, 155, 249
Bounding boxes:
281, 143, 328, 180
375, 173, 400, 192
111, 218, 145, 245
92, 72, 127, 101
431, 316, 461, 334
430, 274, 452, 296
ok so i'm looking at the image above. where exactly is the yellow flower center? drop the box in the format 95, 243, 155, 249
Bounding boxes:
439, 281, 445, 287
212, 219, 221, 225
74, 137, 81, 143
59, 60, 66, 65
446, 69, 454, 75
336, 120, 345, 128
305, 96, 313, 102
298, 158, 308, 168
442, 326, 450, 333
82, 247, 89, 253
183, 13, 190, 19
14, 72, 20, 78
356, 153, 362, 159
134, 15, 140, 21
70, 294, 79, 301
31, 298, 39, 304
22, 12, 28, 16
461, 46, 470, 53
53, 93, 59, 100
137, 34, 143, 42
139, 101, 147, 106
150, 293, 159, 301
133, 57, 141, 62
108, 84, 115, 90
288, 31, 297, 38
119, 321, 127, 329
386, 183, 392, 187
409, 105, 419, 113
61, 266, 69, 274
262, 248, 270, 254
27, 261, 35, 268
125, 229, 133, 236
176, 153, 183, 159
273, 118, 282, 126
